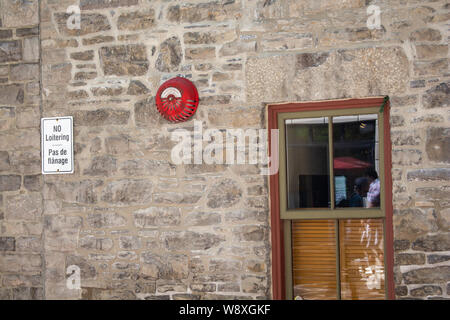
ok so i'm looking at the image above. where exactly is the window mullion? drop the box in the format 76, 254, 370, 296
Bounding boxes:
328, 117, 335, 210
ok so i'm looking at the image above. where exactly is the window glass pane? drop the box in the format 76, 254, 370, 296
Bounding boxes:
292, 220, 337, 300
286, 118, 330, 209
333, 114, 380, 208
339, 219, 385, 300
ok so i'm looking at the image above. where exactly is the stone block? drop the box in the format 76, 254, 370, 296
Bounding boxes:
163, 231, 225, 251
134, 207, 181, 228
0, 40, 22, 63
412, 233, 450, 252
0, 174, 20, 191
1, 0, 39, 27
0, 237, 15, 251
426, 127, 449, 163
0, 84, 24, 104
100, 45, 149, 76
74, 109, 130, 126
54, 13, 111, 36
206, 179, 242, 208
155, 37, 182, 72
101, 179, 153, 206
117, 10, 155, 31
80, 0, 138, 10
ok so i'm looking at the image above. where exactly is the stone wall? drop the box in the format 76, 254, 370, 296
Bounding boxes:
0, 0, 448, 300
0, 0, 43, 300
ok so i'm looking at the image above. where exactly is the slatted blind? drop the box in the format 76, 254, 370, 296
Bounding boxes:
292, 220, 337, 300
291, 219, 385, 300
339, 219, 385, 300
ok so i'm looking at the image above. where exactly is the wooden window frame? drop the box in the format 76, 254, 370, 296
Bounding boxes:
268, 98, 395, 300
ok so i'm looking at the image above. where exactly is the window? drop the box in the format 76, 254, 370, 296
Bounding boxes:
268, 98, 394, 300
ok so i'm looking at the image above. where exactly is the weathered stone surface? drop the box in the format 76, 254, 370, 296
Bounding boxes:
0, 253, 42, 272
403, 266, 450, 284
70, 51, 94, 61
127, 80, 149, 95
134, 207, 181, 227
425, 127, 449, 163
16, 106, 40, 128
395, 253, 426, 265
0, 84, 24, 104
393, 209, 437, 240
118, 159, 174, 176
16, 27, 39, 37
414, 59, 448, 76
408, 168, 450, 181
82, 36, 115, 46
1, 0, 39, 27
241, 275, 266, 294
23, 175, 42, 192
0, 151, 10, 171
410, 285, 442, 297
185, 47, 215, 60
84, 155, 117, 176
153, 192, 202, 205
0, 175, 21, 191
119, 236, 141, 250
66, 255, 96, 279
141, 253, 188, 280
74, 71, 97, 80
292, 47, 409, 100
167, 2, 240, 23
206, 179, 242, 208
412, 234, 450, 252
9, 149, 40, 173
101, 179, 153, 206
100, 45, 149, 76
10, 63, 39, 81
5, 193, 42, 220
0, 40, 21, 62
54, 13, 111, 36
155, 37, 182, 72
428, 255, 450, 264
219, 40, 256, 56
118, 10, 155, 31
233, 225, 267, 242
11, 287, 43, 300
80, 0, 138, 9
415, 44, 448, 59
79, 235, 113, 251
134, 97, 164, 127
423, 82, 449, 109
410, 28, 442, 42
163, 231, 225, 251
87, 212, 126, 228
44, 180, 103, 204
185, 211, 221, 226
74, 109, 130, 126
0, 237, 15, 251
392, 149, 422, 165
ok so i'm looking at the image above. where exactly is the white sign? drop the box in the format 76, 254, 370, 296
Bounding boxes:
41, 116, 74, 174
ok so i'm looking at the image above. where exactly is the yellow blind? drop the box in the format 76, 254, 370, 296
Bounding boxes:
291, 220, 337, 300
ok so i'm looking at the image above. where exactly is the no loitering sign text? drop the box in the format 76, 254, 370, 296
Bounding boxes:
41, 116, 74, 174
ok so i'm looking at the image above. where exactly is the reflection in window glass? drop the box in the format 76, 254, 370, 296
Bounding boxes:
286, 118, 330, 209
339, 219, 385, 300
333, 115, 380, 208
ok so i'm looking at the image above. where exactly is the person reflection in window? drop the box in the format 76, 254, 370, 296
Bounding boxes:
349, 177, 368, 207
365, 168, 380, 208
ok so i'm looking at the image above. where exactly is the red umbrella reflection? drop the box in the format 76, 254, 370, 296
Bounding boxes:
334, 157, 372, 170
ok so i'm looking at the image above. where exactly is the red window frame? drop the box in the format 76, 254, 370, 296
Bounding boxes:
267, 97, 395, 300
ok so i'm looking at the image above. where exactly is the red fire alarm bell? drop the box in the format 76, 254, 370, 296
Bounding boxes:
155, 77, 199, 122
